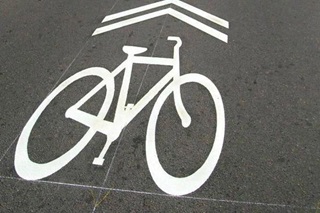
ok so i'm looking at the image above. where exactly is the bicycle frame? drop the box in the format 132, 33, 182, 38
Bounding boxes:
113, 37, 187, 128
66, 37, 190, 165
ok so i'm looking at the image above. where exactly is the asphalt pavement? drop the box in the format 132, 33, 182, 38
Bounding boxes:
1, 0, 319, 212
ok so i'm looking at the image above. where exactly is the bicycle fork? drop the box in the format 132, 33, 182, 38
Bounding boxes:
168, 36, 191, 128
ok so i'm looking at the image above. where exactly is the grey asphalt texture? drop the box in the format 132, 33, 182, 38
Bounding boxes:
1, 0, 320, 212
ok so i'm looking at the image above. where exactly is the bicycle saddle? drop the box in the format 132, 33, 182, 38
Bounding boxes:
122, 46, 147, 55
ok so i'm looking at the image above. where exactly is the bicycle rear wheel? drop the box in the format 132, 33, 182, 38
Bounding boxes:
15, 67, 114, 180
146, 73, 225, 196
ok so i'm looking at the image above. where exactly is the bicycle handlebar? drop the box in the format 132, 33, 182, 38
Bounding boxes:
167, 36, 182, 48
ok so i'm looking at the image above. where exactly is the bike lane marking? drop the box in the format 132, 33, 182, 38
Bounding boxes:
13, 0, 229, 197
14, 36, 226, 196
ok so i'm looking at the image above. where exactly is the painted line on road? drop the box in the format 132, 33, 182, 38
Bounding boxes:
93, 8, 228, 42
101, 0, 229, 29
93, 0, 228, 42
93, 8, 169, 36
169, 8, 228, 42
172, 0, 229, 28
0, 175, 316, 210
102, 0, 171, 22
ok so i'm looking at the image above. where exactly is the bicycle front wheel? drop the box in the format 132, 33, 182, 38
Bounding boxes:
146, 73, 225, 196
15, 67, 114, 180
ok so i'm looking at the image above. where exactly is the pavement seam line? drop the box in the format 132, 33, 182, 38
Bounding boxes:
88, 0, 127, 212
48, 39, 90, 95
91, 12, 170, 213
0, 135, 18, 163
133, 13, 170, 104
91, 129, 126, 213
0, 175, 316, 210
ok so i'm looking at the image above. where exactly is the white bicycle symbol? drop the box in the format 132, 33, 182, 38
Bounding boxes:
15, 36, 225, 196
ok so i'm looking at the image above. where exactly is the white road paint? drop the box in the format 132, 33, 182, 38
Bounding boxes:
102, 0, 171, 23
172, 0, 229, 28
15, 68, 115, 180
15, 37, 226, 195
169, 9, 228, 43
101, 0, 229, 28
93, 0, 229, 42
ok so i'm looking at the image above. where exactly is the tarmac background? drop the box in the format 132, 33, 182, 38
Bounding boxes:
0, 0, 319, 212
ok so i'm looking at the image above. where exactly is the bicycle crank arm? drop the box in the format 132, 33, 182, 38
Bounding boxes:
65, 106, 113, 135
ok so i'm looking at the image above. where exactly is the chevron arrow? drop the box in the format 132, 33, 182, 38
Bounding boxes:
92, 0, 228, 43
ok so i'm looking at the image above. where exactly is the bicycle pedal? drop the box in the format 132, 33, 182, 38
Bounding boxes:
92, 157, 104, 166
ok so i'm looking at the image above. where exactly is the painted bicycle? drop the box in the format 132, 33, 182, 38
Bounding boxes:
15, 36, 225, 196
